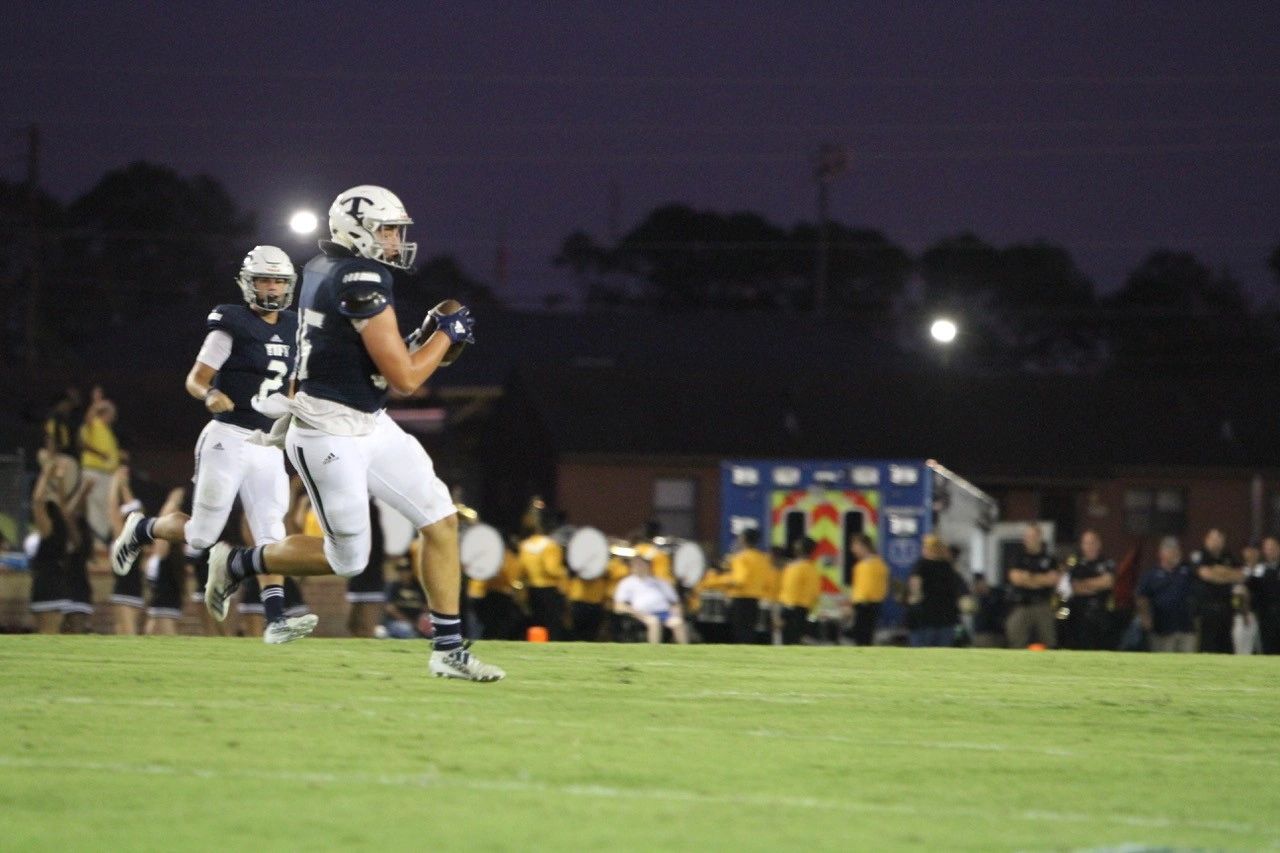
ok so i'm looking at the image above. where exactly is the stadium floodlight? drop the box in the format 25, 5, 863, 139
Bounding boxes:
930, 317, 958, 345
289, 210, 319, 235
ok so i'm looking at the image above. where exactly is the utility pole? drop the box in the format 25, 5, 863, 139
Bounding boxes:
23, 124, 41, 368
813, 143, 848, 315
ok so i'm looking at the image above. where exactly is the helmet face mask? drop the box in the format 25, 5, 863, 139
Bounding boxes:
237, 245, 297, 311
328, 185, 417, 270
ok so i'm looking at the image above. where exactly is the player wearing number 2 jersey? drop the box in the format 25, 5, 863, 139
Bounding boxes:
110, 246, 318, 644
199, 185, 503, 682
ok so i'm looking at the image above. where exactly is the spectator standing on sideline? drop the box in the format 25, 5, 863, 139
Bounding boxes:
42, 387, 82, 457
566, 557, 608, 642
60, 474, 96, 633
906, 534, 967, 647
467, 538, 526, 641
691, 561, 732, 644
1136, 537, 1198, 652
848, 534, 888, 646
1005, 525, 1061, 649
1190, 528, 1244, 654
1062, 530, 1115, 650
106, 465, 146, 634
144, 486, 189, 636
518, 517, 568, 640
722, 527, 773, 644
776, 537, 821, 645
78, 387, 120, 543
28, 454, 82, 633
1247, 536, 1280, 654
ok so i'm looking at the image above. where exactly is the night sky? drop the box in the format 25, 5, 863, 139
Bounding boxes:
6, 1, 1279, 305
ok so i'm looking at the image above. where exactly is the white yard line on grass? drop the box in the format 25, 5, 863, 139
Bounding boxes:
0, 754, 1267, 841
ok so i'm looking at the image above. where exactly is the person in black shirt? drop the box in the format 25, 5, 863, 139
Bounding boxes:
1005, 524, 1061, 648
1061, 530, 1115, 650
907, 534, 967, 647
1246, 536, 1280, 654
1137, 537, 1198, 652
28, 453, 79, 633
1189, 528, 1244, 654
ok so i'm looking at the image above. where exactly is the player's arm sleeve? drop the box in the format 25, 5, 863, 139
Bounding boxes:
335, 269, 394, 319
194, 330, 233, 370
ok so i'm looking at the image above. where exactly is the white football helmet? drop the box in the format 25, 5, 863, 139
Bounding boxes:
237, 245, 296, 311
328, 185, 417, 270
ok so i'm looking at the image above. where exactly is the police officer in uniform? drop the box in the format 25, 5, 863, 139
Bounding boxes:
1005, 524, 1061, 648
1247, 535, 1280, 654
1189, 528, 1244, 654
1061, 529, 1115, 650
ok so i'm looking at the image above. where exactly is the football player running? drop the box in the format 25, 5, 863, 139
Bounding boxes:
110, 246, 318, 644
202, 185, 503, 682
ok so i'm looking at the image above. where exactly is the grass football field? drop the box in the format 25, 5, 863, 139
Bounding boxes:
1, 637, 1276, 851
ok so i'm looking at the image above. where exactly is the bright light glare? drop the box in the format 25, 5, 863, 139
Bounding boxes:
930, 318, 958, 344
289, 210, 319, 234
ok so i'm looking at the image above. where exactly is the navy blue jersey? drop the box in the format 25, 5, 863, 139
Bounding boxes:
205, 304, 298, 432
295, 246, 395, 413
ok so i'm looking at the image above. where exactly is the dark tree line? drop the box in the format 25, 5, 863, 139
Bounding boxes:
555, 204, 1279, 374
3, 161, 1275, 377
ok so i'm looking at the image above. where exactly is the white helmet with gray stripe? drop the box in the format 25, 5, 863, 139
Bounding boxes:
237, 245, 296, 310
328, 185, 417, 270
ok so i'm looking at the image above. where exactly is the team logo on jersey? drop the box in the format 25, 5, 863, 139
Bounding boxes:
342, 271, 382, 284
342, 196, 374, 224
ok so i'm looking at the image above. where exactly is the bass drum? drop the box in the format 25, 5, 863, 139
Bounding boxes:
566, 526, 609, 581
673, 540, 707, 587
459, 523, 504, 581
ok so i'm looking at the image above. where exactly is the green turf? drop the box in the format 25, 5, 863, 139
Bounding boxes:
0, 638, 1276, 851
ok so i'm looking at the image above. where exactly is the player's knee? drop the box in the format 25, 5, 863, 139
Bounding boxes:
184, 520, 219, 551
325, 533, 370, 578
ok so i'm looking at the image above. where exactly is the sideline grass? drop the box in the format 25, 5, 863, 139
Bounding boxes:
1, 637, 1277, 851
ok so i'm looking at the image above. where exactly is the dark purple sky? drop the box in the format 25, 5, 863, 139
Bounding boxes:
6, 1, 1279, 305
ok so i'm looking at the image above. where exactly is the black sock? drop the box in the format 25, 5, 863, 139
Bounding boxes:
133, 517, 157, 546
227, 545, 267, 582
261, 584, 285, 624
430, 611, 463, 652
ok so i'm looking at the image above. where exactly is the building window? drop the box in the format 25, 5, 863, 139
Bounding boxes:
653, 477, 697, 540
1123, 488, 1186, 536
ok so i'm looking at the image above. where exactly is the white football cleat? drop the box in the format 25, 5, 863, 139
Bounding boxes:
429, 643, 505, 682
110, 511, 145, 576
203, 542, 238, 622
263, 614, 319, 644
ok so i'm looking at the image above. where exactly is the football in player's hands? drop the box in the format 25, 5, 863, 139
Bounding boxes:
423, 298, 474, 365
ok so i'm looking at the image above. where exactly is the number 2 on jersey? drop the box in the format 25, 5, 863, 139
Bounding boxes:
254, 359, 289, 403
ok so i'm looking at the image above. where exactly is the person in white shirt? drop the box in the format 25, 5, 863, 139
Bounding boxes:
613, 553, 689, 644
